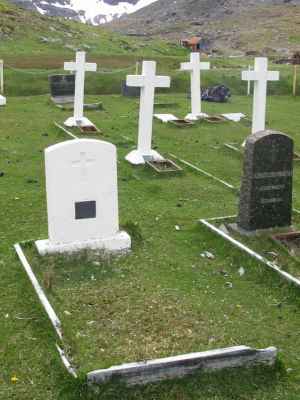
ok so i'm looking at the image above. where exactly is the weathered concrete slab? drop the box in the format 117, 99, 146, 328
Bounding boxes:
87, 346, 277, 387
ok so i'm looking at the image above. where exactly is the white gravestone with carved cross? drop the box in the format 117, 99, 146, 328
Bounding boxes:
125, 61, 171, 165
181, 52, 210, 120
64, 51, 97, 128
242, 58, 279, 134
0, 95, 6, 106
35, 139, 131, 255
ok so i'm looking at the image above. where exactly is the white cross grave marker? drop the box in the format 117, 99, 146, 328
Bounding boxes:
181, 52, 210, 120
125, 61, 171, 165
242, 58, 279, 134
35, 139, 131, 255
0, 59, 6, 106
64, 51, 97, 128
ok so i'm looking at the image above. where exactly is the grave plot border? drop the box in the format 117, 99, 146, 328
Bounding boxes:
14, 241, 277, 387
199, 215, 300, 288
223, 142, 300, 162
169, 153, 237, 191
146, 159, 183, 174
54, 121, 101, 138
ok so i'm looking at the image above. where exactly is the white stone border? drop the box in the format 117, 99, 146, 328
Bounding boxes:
169, 154, 236, 191
199, 216, 300, 288
14, 243, 63, 340
54, 122, 79, 139
56, 344, 78, 378
14, 243, 78, 378
87, 346, 277, 386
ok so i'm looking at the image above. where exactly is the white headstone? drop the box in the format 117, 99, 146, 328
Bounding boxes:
35, 139, 131, 255
0, 95, 6, 106
242, 58, 279, 134
180, 52, 210, 120
64, 51, 97, 128
125, 61, 171, 165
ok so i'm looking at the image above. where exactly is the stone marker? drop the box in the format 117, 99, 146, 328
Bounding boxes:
49, 74, 75, 104
121, 80, 140, 97
242, 58, 279, 134
237, 130, 293, 232
35, 139, 131, 255
64, 51, 97, 128
125, 61, 171, 165
154, 114, 179, 123
180, 52, 210, 120
0, 95, 6, 106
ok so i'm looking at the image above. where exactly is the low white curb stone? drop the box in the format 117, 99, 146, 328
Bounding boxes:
87, 346, 277, 387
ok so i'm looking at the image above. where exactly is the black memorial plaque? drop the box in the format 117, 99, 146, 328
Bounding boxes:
121, 80, 140, 97
49, 74, 75, 101
75, 201, 96, 220
237, 130, 293, 232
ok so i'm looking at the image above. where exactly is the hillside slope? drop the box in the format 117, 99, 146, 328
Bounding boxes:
8, 0, 158, 24
0, 0, 184, 62
111, 0, 300, 56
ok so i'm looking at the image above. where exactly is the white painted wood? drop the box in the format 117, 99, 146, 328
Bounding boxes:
87, 346, 277, 386
0, 60, 4, 94
169, 153, 236, 190
181, 53, 210, 119
242, 58, 279, 134
56, 344, 78, 378
222, 113, 246, 122
154, 114, 178, 123
200, 218, 300, 288
64, 52, 97, 127
125, 61, 171, 165
247, 65, 252, 96
35, 139, 131, 255
14, 243, 63, 340
54, 122, 79, 139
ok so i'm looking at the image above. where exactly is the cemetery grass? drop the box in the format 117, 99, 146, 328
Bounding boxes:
1, 94, 300, 399
0, 0, 297, 100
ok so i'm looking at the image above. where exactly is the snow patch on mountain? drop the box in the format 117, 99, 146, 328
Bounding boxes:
20, 0, 159, 24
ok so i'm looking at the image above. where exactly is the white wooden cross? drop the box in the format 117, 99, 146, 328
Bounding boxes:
0, 59, 6, 106
181, 53, 210, 120
64, 51, 97, 128
125, 61, 171, 165
242, 58, 279, 134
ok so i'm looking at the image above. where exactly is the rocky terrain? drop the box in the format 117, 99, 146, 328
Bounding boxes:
110, 0, 300, 56
6, 0, 300, 55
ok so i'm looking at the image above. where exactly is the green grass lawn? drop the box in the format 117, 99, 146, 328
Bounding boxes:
1, 94, 300, 399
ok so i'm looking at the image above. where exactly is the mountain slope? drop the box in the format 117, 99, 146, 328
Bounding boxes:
111, 0, 300, 55
9, 0, 158, 24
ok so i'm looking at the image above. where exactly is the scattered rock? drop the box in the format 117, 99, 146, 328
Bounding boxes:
219, 224, 229, 234
219, 269, 229, 277
201, 251, 215, 260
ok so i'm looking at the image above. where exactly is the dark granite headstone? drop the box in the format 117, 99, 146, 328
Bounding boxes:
49, 74, 75, 104
238, 130, 293, 232
121, 80, 140, 97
